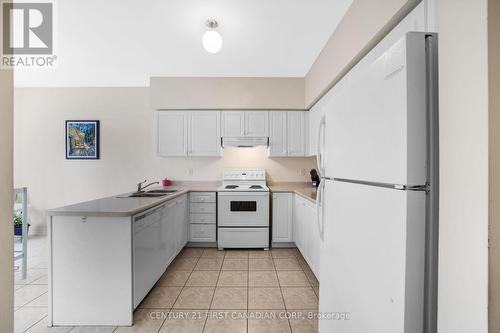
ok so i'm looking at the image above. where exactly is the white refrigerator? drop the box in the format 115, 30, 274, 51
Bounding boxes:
316, 32, 439, 333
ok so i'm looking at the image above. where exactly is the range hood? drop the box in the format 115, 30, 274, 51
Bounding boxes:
221, 137, 269, 148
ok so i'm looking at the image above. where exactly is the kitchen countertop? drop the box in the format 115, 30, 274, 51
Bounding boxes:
47, 181, 317, 218
47, 182, 220, 218
268, 182, 317, 203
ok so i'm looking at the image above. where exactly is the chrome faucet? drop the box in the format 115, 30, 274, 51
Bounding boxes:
137, 180, 159, 192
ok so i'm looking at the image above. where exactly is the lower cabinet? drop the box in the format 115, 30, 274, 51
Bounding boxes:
189, 192, 217, 242
293, 194, 320, 278
190, 224, 217, 242
272, 192, 320, 279
134, 205, 165, 308
162, 194, 188, 266
134, 194, 188, 309
272, 193, 293, 243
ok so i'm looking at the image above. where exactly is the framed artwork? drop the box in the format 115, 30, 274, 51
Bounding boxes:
65, 120, 100, 159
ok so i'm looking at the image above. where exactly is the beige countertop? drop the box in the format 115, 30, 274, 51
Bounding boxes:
47, 182, 220, 218
268, 182, 318, 203
47, 181, 317, 218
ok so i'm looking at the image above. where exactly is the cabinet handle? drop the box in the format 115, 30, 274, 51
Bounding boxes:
201, 198, 205, 202
201, 217, 205, 222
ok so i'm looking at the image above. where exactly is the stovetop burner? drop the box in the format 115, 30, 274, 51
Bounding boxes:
218, 170, 269, 192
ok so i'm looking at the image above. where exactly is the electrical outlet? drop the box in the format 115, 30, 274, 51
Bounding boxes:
188, 168, 194, 176
300, 168, 305, 176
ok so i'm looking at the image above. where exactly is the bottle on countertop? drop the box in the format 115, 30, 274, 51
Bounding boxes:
310, 169, 320, 188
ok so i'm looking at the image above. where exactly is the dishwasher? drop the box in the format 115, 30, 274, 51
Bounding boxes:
133, 205, 164, 309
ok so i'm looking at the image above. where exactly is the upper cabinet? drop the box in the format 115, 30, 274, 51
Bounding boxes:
157, 111, 221, 157
222, 111, 269, 137
188, 111, 221, 156
269, 111, 308, 157
245, 111, 269, 137
157, 111, 188, 157
157, 110, 307, 158
221, 111, 245, 137
269, 111, 288, 157
287, 111, 307, 156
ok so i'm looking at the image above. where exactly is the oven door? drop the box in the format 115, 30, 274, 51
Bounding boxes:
218, 192, 269, 227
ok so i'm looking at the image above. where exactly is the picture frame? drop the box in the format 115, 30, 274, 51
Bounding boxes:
65, 120, 100, 159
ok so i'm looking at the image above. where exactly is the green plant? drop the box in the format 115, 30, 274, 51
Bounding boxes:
13, 214, 22, 228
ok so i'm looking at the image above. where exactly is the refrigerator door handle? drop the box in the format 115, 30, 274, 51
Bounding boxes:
335, 178, 430, 193
316, 115, 326, 175
395, 183, 430, 192
316, 179, 325, 240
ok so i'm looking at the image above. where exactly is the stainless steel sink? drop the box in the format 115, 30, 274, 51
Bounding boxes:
146, 189, 179, 194
126, 189, 180, 198
127, 192, 168, 198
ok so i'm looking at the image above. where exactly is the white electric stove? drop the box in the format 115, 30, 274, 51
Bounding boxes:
217, 170, 270, 250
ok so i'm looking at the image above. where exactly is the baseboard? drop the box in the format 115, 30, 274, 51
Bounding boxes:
271, 242, 297, 248
186, 242, 217, 248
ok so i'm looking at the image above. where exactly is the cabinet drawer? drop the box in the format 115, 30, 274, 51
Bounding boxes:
190, 213, 216, 224
190, 202, 216, 214
190, 192, 216, 203
190, 224, 216, 242
218, 227, 269, 248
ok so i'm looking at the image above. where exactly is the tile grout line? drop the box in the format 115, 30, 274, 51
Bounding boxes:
21, 291, 48, 308
22, 314, 48, 333
274, 252, 295, 333
156, 248, 204, 333
201, 248, 225, 333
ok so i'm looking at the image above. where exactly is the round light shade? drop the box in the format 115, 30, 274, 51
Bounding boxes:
202, 30, 223, 54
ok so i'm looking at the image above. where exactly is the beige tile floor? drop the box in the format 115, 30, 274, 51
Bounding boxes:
14, 237, 319, 333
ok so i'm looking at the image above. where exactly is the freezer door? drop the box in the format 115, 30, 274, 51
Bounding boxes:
318, 180, 426, 333
325, 33, 428, 186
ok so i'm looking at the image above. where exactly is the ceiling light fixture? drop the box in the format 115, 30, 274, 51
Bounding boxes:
202, 19, 222, 54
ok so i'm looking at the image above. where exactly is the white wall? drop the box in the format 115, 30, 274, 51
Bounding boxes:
437, 0, 489, 332
13, 87, 316, 235
150, 77, 305, 110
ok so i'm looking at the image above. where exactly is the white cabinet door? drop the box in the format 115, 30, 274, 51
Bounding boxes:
157, 111, 188, 157
189, 111, 221, 156
221, 111, 244, 137
162, 201, 177, 266
293, 194, 319, 278
287, 111, 307, 156
245, 111, 269, 137
272, 193, 293, 242
303, 199, 319, 277
269, 111, 288, 157
293, 195, 305, 253
175, 195, 188, 250
134, 206, 165, 308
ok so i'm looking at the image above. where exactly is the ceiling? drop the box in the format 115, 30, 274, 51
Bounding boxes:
14, 0, 353, 87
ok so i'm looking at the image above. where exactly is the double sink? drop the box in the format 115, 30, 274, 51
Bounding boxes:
127, 189, 180, 198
